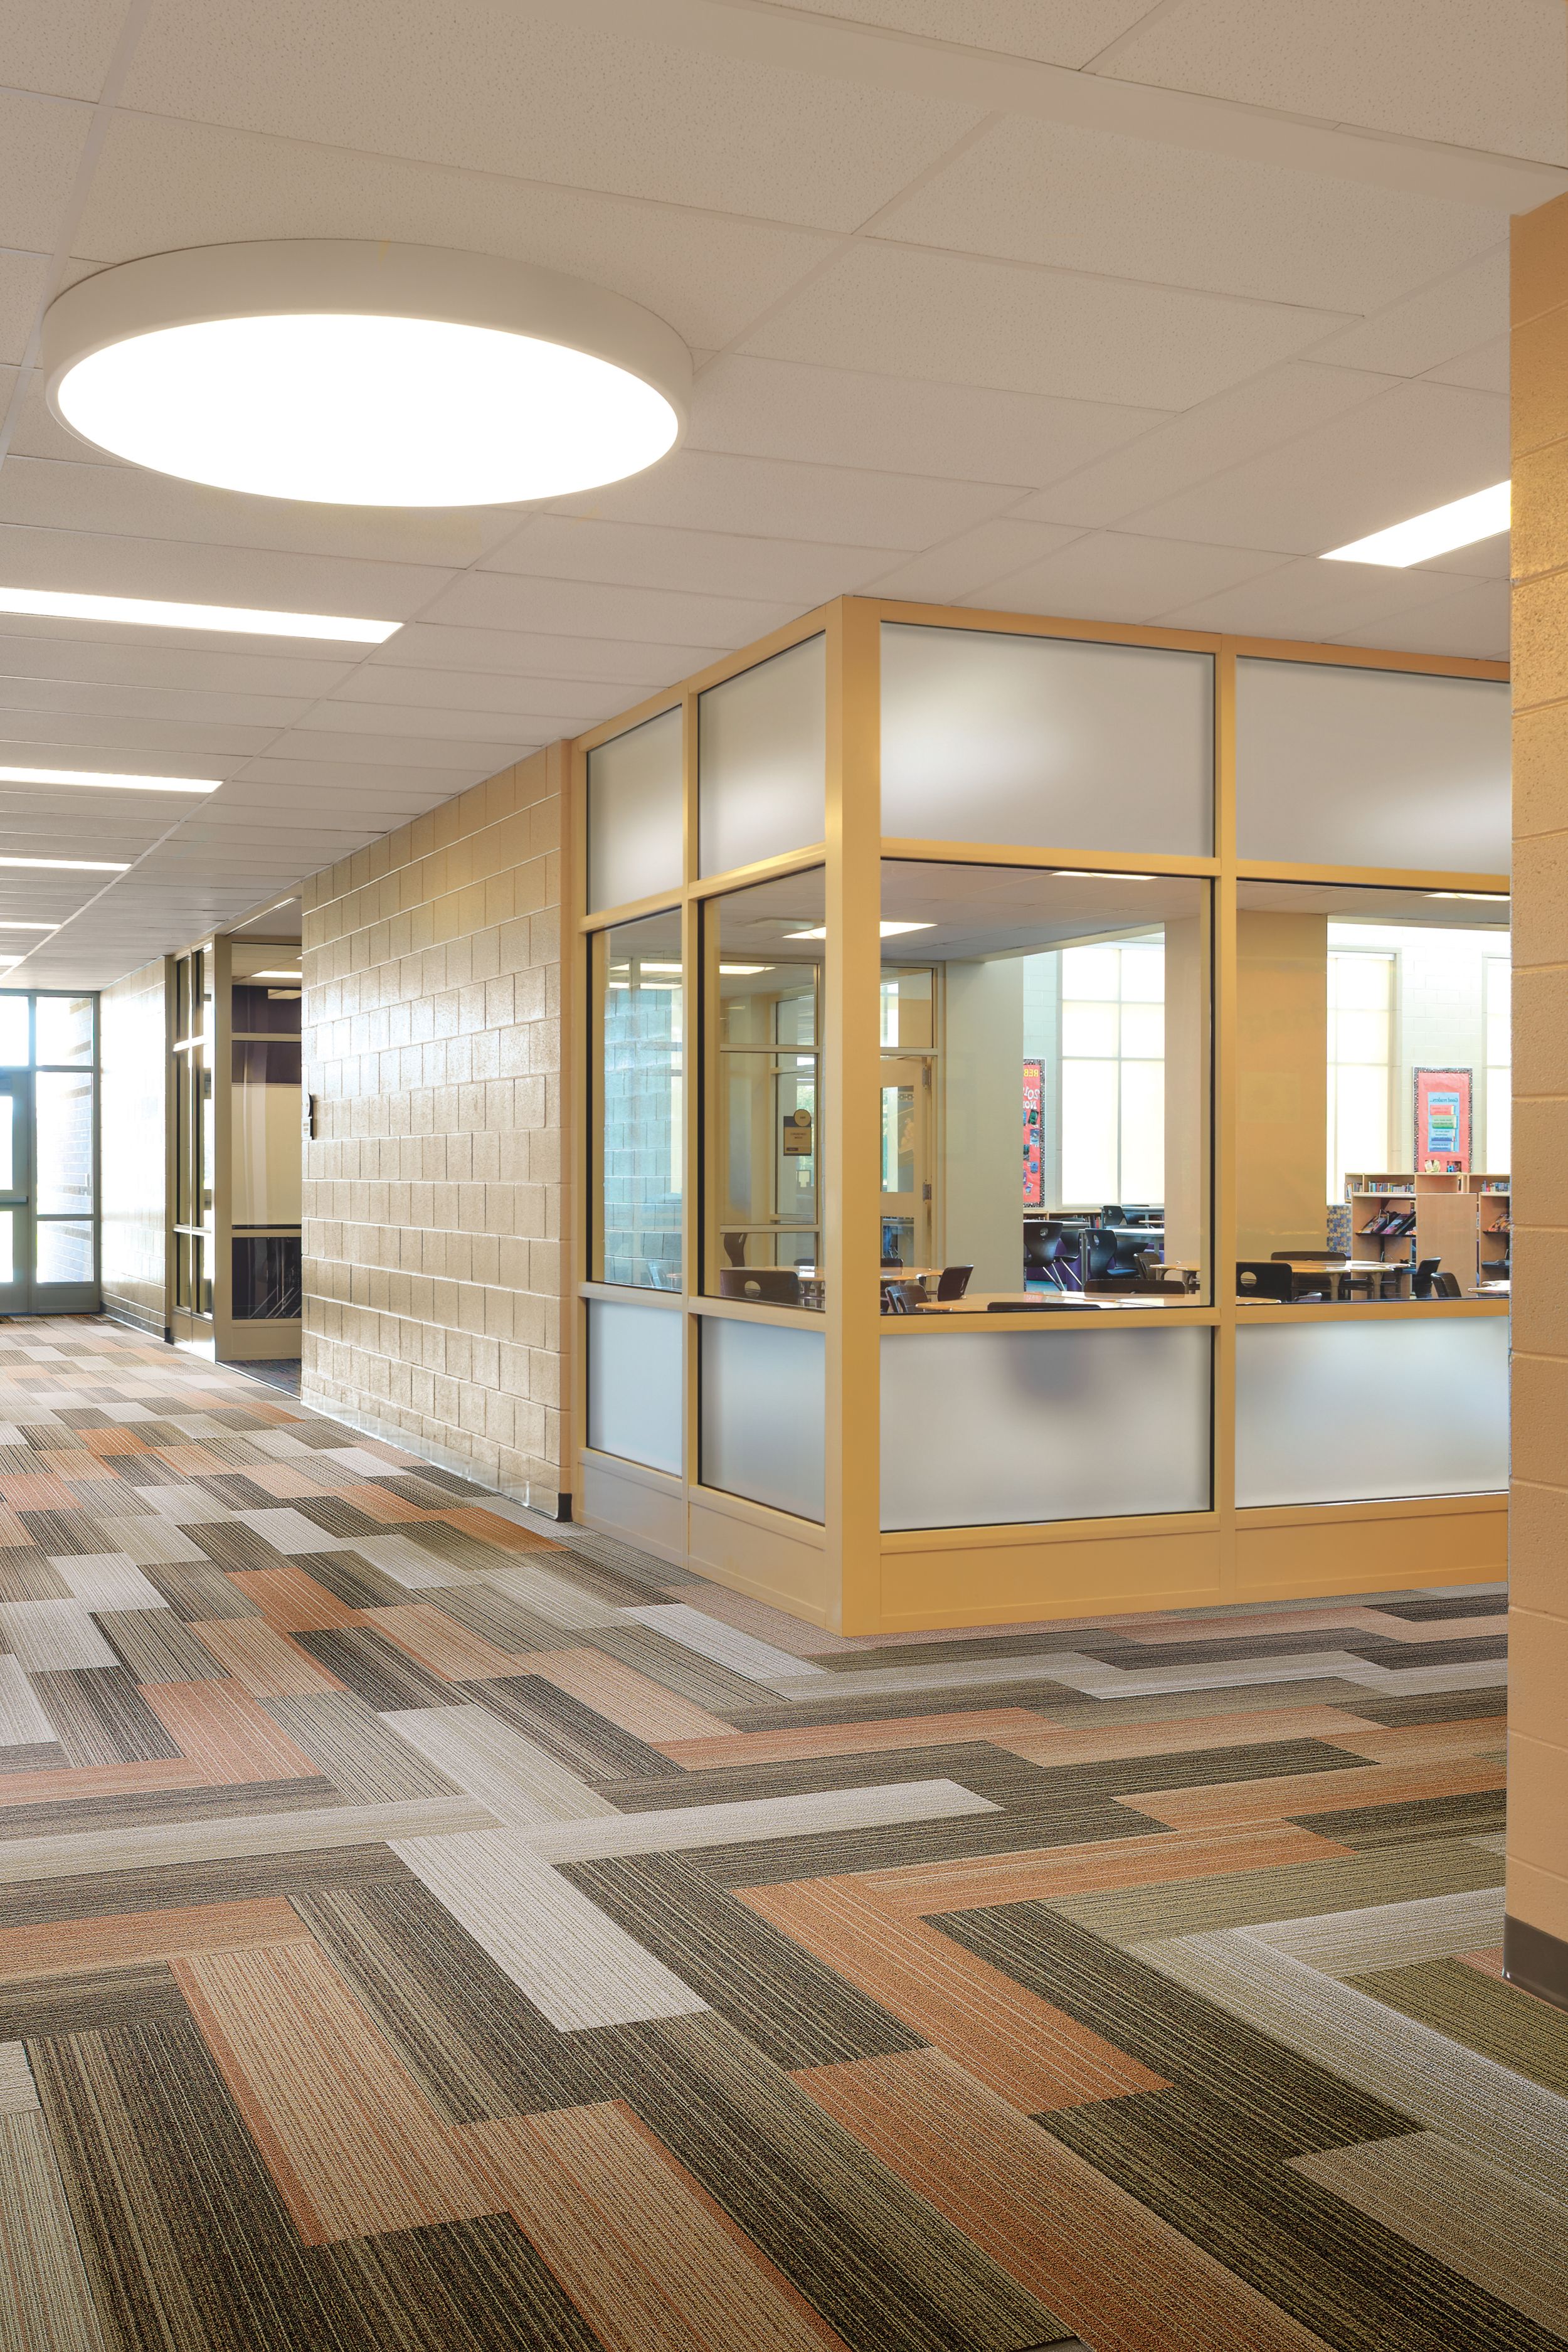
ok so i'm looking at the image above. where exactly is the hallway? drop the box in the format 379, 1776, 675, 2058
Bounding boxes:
0, 1318, 1553, 2351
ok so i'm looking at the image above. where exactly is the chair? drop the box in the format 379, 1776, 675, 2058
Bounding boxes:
935, 1264, 972, 1301
1434, 1271, 1463, 1298
1101, 1205, 1126, 1228
1336, 1266, 1377, 1300
1081, 1231, 1138, 1288
717, 1268, 802, 1305
1236, 1261, 1293, 1302
722, 1231, 748, 1268
1411, 1257, 1441, 1300
885, 1281, 927, 1315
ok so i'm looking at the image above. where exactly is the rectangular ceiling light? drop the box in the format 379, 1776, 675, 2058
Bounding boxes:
0, 920, 58, 930
784, 921, 935, 940
1322, 481, 1510, 567
253, 968, 302, 980
0, 586, 400, 644
0, 764, 218, 793
0, 855, 129, 871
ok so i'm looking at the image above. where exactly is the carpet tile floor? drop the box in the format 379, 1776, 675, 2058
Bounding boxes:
0, 1315, 1557, 2352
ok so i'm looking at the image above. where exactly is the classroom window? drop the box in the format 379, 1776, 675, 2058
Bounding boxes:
593, 908, 683, 1291
1327, 951, 1394, 1205
1060, 941, 1166, 1210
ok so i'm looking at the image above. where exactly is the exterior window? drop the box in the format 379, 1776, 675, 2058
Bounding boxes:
1327, 951, 1393, 1203
1060, 942, 1165, 1210
594, 909, 682, 1291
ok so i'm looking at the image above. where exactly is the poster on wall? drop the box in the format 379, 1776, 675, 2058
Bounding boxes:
1413, 1067, 1471, 1172
1022, 1059, 1043, 1207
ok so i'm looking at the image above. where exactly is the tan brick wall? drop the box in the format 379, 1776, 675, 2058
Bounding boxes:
299, 743, 571, 1510
1510, 194, 1568, 1954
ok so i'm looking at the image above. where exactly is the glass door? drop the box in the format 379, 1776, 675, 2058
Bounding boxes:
879, 1057, 931, 1271
0, 1074, 29, 1313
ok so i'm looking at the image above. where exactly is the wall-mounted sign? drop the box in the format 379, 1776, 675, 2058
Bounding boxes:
1414, 1066, 1471, 1172
1022, 1059, 1043, 1207
782, 1107, 813, 1156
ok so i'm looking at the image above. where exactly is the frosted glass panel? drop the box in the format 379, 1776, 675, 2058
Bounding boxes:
588, 1299, 683, 1477
701, 1315, 825, 1522
699, 636, 825, 877
881, 1325, 1210, 1530
1236, 661, 1510, 871
881, 625, 1212, 856
1236, 1316, 1508, 1506
588, 706, 683, 913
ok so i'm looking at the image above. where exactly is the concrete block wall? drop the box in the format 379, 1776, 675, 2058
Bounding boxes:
299, 742, 571, 1511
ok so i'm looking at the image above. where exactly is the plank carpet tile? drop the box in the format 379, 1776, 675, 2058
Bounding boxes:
0, 1315, 1554, 2351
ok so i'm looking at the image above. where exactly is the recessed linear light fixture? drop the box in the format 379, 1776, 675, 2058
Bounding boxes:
785, 921, 935, 940
253, 969, 302, 981
0, 921, 58, 931
0, 764, 217, 793
0, 586, 399, 644
43, 241, 691, 508
1055, 871, 1155, 882
1427, 891, 1509, 903
0, 856, 128, 871
1323, 480, 1510, 567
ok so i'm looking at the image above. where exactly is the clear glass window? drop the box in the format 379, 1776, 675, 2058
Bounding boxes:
594, 908, 683, 1291
705, 867, 824, 1308
879, 861, 1209, 1305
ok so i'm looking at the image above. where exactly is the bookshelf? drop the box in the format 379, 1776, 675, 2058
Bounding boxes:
1344, 1171, 1509, 1293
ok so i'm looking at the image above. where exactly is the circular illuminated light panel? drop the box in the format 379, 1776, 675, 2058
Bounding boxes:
41, 241, 690, 506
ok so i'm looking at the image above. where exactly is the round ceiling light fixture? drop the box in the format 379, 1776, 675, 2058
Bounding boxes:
41, 241, 690, 507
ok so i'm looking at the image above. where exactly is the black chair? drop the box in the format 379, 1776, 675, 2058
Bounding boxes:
885, 1281, 926, 1315
1411, 1257, 1441, 1300
1236, 1260, 1293, 1302
718, 1268, 801, 1305
935, 1264, 973, 1301
1101, 1205, 1126, 1227
1434, 1271, 1463, 1298
1081, 1230, 1138, 1288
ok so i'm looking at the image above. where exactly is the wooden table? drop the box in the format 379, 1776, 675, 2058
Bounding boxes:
918, 1290, 1175, 1313
1272, 1259, 1412, 1301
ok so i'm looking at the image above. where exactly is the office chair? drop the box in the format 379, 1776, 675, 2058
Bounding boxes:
1236, 1261, 1293, 1302
722, 1231, 748, 1268
935, 1264, 972, 1301
717, 1268, 802, 1305
1411, 1257, 1441, 1300
1433, 1271, 1463, 1298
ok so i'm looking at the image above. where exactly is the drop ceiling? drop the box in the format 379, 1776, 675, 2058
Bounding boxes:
0, 0, 1550, 989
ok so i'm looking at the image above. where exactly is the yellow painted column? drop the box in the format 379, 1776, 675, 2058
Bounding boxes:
1507, 191, 1568, 2006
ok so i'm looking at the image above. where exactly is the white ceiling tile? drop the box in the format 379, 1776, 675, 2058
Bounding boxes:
0, 0, 133, 100
0, 90, 92, 251
232, 757, 491, 798
1156, 557, 1475, 640
0, 249, 50, 368
374, 623, 725, 686
1303, 247, 1509, 378
73, 115, 839, 353
761, 0, 1155, 66
687, 353, 1168, 487
246, 728, 524, 771
1330, 579, 1510, 660
0, 632, 356, 697
964, 530, 1286, 623
743, 242, 1353, 408
335, 665, 630, 723
861, 520, 1084, 602
878, 117, 1505, 314
1426, 337, 1510, 395
1100, 0, 1568, 166
482, 514, 897, 605
0, 522, 455, 622
548, 447, 1025, 549
421, 571, 798, 650
1012, 361, 1397, 532
0, 456, 524, 569
120, 0, 984, 231
302, 701, 586, 746
1125, 380, 1509, 555
0, 676, 307, 729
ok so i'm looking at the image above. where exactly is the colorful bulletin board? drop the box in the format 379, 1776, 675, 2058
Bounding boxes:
1413, 1067, 1471, 1172
1022, 1059, 1043, 1207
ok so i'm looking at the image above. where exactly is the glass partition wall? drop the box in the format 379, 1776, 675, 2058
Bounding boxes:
575, 605, 1510, 1633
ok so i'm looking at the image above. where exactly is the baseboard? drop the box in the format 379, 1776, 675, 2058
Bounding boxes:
1502, 1914, 1568, 2012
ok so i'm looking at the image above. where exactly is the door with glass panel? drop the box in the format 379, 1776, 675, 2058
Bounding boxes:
879, 1059, 931, 1270
0, 992, 99, 1315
